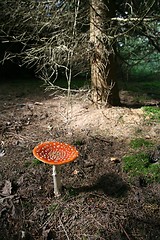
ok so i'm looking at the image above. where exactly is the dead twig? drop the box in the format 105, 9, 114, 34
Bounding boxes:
59, 217, 70, 240
119, 222, 131, 240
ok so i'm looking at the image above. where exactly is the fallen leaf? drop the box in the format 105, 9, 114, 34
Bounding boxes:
0, 149, 5, 157
72, 169, 79, 175
47, 125, 53, 131
2, 180, 12, 196
34, 101, 43, 105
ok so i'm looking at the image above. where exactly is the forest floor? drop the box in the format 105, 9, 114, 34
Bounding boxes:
0, 76, 160, 240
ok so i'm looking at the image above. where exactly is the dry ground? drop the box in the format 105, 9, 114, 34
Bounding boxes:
0, 78, 160, 240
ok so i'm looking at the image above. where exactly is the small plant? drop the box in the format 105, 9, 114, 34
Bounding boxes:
24, 161, 31, 168
48, 203, 58, 213
142, 106, 160, 122
73, 140, 85, 146
24, 159, 42, 167
32, 158, 42, 166
123, 153, 160, 183
68, 187, 78, 196
130, 138, 153, 149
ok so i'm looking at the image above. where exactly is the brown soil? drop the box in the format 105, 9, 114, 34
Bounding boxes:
0, 78, 160, 240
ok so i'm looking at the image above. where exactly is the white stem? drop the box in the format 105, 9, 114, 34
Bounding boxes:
52, 165, 62, 197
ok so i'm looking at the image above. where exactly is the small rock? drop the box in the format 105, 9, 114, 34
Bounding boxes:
110, 157, 120, 163
145, 135, 151, 139
149, 146, 160, 164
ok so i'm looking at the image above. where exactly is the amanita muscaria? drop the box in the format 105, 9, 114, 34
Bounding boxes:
33, 141, 79, 197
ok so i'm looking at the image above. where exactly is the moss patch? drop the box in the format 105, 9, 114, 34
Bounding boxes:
123, 153, 160, 183
142, 106, 160, 122
130, 138, 153, 149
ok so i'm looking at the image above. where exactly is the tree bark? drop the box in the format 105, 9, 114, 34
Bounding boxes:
90, 0, 120, 106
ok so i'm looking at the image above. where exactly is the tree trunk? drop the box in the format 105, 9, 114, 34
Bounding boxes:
90, 0, 120, 106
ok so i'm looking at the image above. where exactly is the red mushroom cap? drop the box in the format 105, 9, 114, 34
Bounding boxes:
33, 141, 79, 165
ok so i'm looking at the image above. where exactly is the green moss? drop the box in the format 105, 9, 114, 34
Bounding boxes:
142, 106, 160, 122
130, 138, 153, 149
24, 161, 31, 168
24, 159, 42, 168
73, 140, 84, 146
123, 153, 160, 183
32, 158, 42, 166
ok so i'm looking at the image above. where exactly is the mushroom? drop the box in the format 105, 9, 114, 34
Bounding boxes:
33, 141, 79, 197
